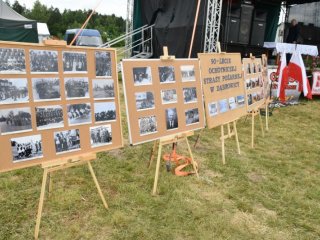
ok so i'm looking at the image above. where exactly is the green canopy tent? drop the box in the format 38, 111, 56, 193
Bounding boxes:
0, 0, 38, 43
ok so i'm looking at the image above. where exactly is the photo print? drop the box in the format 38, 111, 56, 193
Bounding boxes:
236, 95, 245, 107
92, 79, 115, 100
94, 102, 116, 123
133, 67, 152, 86
63, 51, 87, 73
0, 107, 32, 135
135, 91, 155, 111
257, 64, 262, 73
252, 92, 258, 103
0, 48, 26, 74
247, 94, 253, 105
161, 89, 177, 104
11, 134, 43, 163
32, 78, 61, 102
246, 63, 251, 74
65, 77, 89, 99
181, 65, 195, 82
246, 79, 252, 90
29, 49, 58, 73
90, 124, 112, 148
250, 78, 259, 89
54, 129, 81, 154
67, 103, 92, 126
159, 66, 175, 83
36, 105, 63, 130
183, 87, 197, 103
229, 97, 237, 110
218, 99, 229, 113
253, 63, 257, 73
138, 115, 157, 136
208, 102, 218, 117
185, 108, 200, 125
0, 78, 29, 104
166, 108, 178, 130
95, 51, 112, 77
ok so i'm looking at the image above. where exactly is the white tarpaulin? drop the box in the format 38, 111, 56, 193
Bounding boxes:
264, 42, 319, 56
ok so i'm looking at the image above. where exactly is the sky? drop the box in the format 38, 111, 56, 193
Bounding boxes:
12, 0, 127, 18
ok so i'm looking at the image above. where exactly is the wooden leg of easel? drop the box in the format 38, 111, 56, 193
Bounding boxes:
233, 121, 241, 155
265, 104, 269, 132
227, 123, 231, 138
221, 125, 226, 165
48, 172, 53, 198
87, 161, 108, 209
34, 168, 49, 240
251, 112, 255, 148
148, 140, 158, 169
259, 110, 265, 138
152, 143, 163, 196
186, 137, 199, 179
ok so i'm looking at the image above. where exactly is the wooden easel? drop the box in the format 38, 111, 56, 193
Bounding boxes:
249, 109, 265, 148
34, 153, 108, 239
149, 132, 199, 195
260, 97, 271, 132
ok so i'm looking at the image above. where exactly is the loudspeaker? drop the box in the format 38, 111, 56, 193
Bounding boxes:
226, 17, 240, 43
250, 21, 266, 46
238, 4, 254, 44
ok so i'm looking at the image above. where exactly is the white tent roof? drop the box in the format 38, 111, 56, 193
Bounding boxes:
0, 0, 33, 21
37, 23, 50, 36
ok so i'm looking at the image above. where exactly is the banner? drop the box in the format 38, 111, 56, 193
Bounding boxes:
312, 71, 320, 95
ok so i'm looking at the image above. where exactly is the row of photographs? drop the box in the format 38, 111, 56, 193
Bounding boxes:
0, 48, 112, 77
245, 75, 264, 90
0, 78, 115, 104
248, 90, 265, 106
208, 95, 245, 117
0, 102, 116, 135
138, 107, 200, 136
10, 125, 112, 163
245, 62, 263, 75
133, 65, 195, 86
135, 87, 198, 111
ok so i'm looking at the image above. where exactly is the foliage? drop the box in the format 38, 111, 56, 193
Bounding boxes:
7, 0, 126, 42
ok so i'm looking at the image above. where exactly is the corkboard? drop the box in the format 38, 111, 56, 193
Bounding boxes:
121, 59, 205, 145
262, 54, 271, 100
242, 57, 266, 111
198, 53, 247, 129
0, 41, 123, 173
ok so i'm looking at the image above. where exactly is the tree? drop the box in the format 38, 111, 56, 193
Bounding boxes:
27, 0, 50, 23
12, 0, 25, 15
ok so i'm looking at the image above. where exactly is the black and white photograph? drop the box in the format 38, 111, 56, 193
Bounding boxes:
185, 108, 200, 125
0, 78, 29, 104
181, 65, 195, 82
67, 103, 92, 126
0, 48, 26, 74
54, 129, 81, 154
236, 95, 245, 107
133, 67, 152, 86
253, 63, 257, 73
246, 79, 252, 90
32, 78, 61, 102
247, 63, 251, 74
95, 51, 112, 77
65, 77, 89, 99
92, 79, 115, 100
161, 89, 177, 104
0, 107, 32, 135
165, 108, 178, 130
36, 105, 64, 130
11, 134, 43, 162
138, 115, 157, 136
229, 97, 237, 110
248, 94, 253, 105
208, 102, 218, 117
183, 87, 197, 103
135, 91, 155, 110
250, 78, 259, 89
29, 49, 58, 73
90, 124, 112, 148
94, 102, 116, 123
257, 64, 262, 73
159, 66, 175, 83
63, 51, 87, 73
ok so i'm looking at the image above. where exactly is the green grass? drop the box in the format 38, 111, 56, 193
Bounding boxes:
0, 89, 320, 239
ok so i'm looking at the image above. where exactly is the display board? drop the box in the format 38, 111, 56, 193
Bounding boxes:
242, 57, 266, 111
198, 53, 247, 129
121, 59, 205, 145
261, 54, 271, 100
312, 71, 320, 95
0, 41, 123, 173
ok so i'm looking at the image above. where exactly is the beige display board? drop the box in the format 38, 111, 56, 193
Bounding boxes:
261, 54, 271, 100
121, 59, 205, 145
243, 57, 266, 112
0, 41, 123, 173
198, 53, 247, 129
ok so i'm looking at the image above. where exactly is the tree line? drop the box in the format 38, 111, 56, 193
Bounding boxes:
5, 0, 126, 43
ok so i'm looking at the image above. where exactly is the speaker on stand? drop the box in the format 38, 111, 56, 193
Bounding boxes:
225, 7, 241, 43
238, 4, 254, 44
250, 10, 267, 46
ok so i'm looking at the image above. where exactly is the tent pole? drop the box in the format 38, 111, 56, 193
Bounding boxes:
188, 0, 202, 58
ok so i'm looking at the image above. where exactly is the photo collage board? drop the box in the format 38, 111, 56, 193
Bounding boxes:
261, 54, 271, 100
198, 53, 247, 129
0, 41, 123, 173
242, 57, 266, 111
121, 59, 205, 145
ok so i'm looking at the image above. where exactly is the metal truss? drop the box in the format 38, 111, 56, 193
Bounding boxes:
125, 0, 134, 58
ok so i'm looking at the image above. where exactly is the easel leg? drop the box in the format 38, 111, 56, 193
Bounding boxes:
221, 125, 226, 165
48, 172, 53, 198
87, 161, 108, 209
34, 168, 49, 240
227, 123, 231, 138
148, 140, 158, 169
152, 143, 163, 196
251, 112, 255, 148
233, 121, 241, 155
185, 137, 199, 179
265, 103, 269, 132
259, 110, 265, 137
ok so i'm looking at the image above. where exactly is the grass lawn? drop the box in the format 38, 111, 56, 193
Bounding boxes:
0, 84, 319, 239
